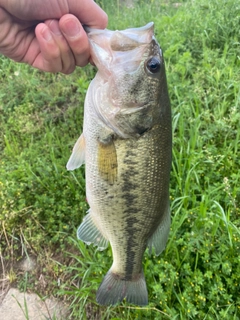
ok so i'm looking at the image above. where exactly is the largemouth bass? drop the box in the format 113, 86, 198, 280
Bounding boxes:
67, 22, 172, 306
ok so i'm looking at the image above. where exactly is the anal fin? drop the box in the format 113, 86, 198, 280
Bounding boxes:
77, 210, 109, 251
147, 204, 171, 256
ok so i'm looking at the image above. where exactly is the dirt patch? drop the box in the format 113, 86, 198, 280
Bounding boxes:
0, 288, 69, 320
0, 254, 70, 319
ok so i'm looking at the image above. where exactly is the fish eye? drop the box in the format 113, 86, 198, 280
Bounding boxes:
146, 57, 161, 74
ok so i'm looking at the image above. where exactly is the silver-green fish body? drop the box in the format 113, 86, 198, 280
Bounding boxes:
67, 22, 172, 306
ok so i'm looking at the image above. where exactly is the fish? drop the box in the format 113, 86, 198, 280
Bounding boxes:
66, 22, 172, 306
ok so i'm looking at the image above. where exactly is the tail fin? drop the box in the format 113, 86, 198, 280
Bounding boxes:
96, 269, 148, 306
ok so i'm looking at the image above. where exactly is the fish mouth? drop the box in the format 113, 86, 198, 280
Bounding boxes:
86, 22, 155, 77
85, 22, 154, 44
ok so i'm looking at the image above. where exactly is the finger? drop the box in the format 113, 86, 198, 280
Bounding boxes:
59, 14, 90, 67
68, 0, 108, 29
33, 23, 63, 72
46, 19, 76, 74
1, 0, 108, 27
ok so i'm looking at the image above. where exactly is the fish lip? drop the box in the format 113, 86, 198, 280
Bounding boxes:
84, 22, 154, 36
87, 22, 155, 51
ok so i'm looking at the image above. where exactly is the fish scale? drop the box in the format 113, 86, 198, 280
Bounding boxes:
67, 22, 172, 306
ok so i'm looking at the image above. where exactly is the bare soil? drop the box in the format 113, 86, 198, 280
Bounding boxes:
0, 255, 69, 320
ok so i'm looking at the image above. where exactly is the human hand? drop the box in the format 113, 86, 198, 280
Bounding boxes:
0, 0, 108, 73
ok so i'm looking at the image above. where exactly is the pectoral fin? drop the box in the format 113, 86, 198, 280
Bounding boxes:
66, 133, 85, 171
97, 137, 118, 184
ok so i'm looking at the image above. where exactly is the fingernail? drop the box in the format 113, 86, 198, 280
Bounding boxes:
63, 20, 81, 38
42, 27, 52, 41
49, 20, 61, 35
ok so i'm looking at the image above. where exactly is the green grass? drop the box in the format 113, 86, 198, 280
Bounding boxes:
0, 0, 240, 319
